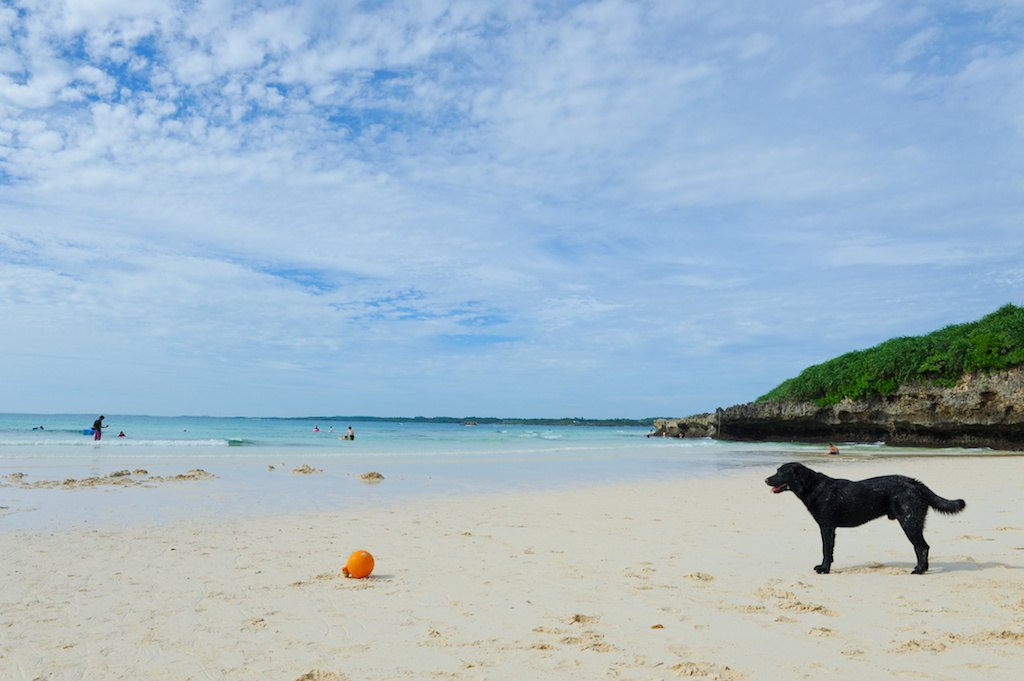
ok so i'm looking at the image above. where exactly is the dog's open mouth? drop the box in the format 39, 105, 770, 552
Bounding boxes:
771, 484, 789, 494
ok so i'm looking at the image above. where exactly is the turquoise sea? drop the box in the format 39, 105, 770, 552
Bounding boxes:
0, 412, 995, 532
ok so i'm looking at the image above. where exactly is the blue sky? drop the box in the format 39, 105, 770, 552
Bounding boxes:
1, 0, 1022, 418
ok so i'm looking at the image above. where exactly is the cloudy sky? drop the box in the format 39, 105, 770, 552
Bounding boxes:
2, 0, 1022, 418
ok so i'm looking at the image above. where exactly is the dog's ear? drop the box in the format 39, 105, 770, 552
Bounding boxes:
788, 463, 811, 494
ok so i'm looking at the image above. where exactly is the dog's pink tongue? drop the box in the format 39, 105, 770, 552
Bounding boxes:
771, 485, 785, 494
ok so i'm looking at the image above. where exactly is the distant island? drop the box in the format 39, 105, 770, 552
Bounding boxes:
655, 304, 1024, 450
283, 416, 659, 428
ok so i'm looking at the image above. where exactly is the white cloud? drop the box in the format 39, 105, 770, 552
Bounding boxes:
1, 0, 1023, 417
810, 1, 882, 27
893, 26, 940, 65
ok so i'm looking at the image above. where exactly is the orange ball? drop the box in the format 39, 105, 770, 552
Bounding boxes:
343, 550, 374, 578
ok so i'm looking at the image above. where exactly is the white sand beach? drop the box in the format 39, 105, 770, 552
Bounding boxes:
2, 456, 1023, 680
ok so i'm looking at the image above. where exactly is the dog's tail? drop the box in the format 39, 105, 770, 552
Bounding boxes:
920, 482, 966, 515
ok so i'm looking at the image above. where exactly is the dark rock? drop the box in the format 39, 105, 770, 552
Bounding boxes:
655, 367, 1024, 450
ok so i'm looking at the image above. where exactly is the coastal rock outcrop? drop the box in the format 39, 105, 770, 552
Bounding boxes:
654, 367, 1024, 450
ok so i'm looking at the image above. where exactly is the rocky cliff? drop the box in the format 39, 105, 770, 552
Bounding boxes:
654, 367, 1024, 450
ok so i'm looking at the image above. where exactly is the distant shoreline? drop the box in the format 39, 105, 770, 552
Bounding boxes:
0, 412, 658, 427
287, 415, 658, 427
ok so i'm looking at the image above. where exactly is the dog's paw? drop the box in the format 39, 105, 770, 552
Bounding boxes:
814, 565, 831, 574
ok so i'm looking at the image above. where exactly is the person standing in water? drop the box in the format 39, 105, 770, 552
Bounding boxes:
92, 416, 107, 441
347, 426, 355, 440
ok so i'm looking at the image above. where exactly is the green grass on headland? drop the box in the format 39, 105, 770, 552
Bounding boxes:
758, 304, 1024, 406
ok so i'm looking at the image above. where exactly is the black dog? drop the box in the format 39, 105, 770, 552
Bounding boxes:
765, 462, 965, 574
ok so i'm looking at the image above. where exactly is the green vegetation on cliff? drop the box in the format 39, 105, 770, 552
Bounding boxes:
758, 304, 1024, 406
